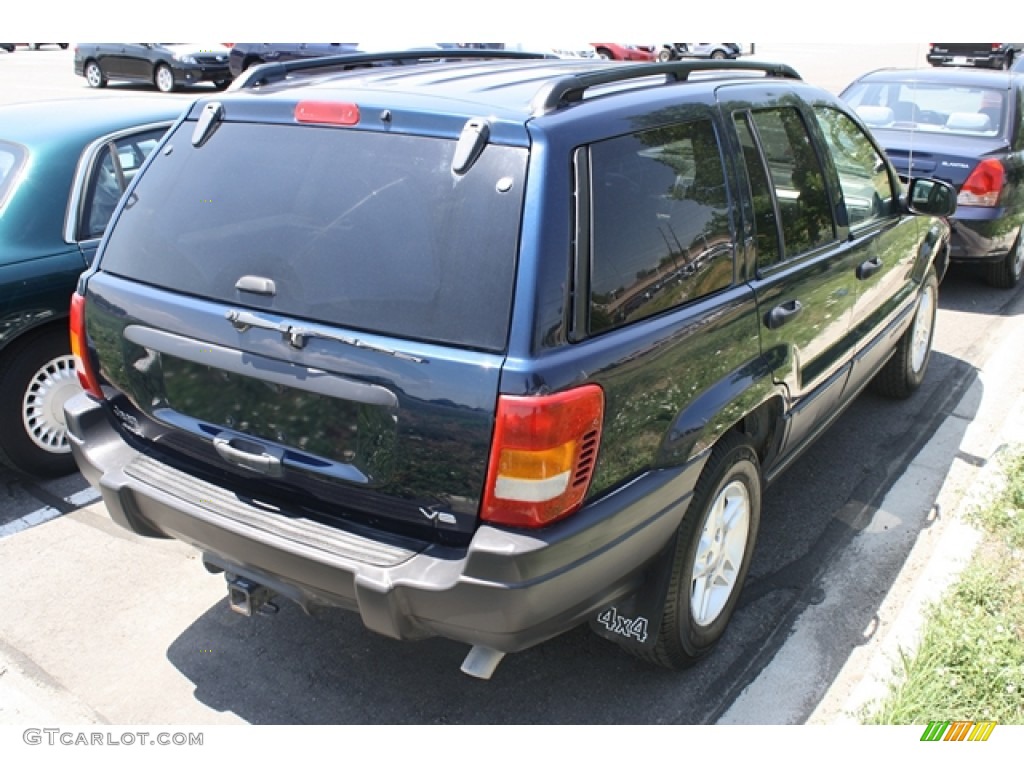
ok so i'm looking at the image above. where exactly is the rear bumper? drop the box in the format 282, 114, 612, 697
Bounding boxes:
948, 208, 1020, 263
65, 391, 696, 653
927, 52, 1009, 68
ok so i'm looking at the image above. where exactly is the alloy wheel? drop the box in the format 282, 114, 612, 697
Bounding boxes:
155, 65, 175, 93
85, 62, 104, 87
1012, 237, 1024, 281
910, 281, 936, 374
690, 478, 751, 627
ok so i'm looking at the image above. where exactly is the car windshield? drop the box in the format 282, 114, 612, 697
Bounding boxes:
843, 81, 1006, 137
0, 140, 27, 212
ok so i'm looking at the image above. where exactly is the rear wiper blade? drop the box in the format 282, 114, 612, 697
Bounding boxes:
225, 309, 427, 364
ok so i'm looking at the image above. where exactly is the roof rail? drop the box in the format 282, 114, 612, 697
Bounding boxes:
233, 48, 553, 89
529, 59, 802, 115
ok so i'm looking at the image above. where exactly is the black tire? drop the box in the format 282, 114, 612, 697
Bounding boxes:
871, 268, 938, 399
657, 49, 673, 63
0, 327, 80, 477
154, 63, 177, 93
637, 432, 762, 669
84, 60, 106, 88
596, 48, 613, 60
214, 79, 231, 90
983, 231, 1024, 289
710, 49, 728, 60
58, 43, 69, 50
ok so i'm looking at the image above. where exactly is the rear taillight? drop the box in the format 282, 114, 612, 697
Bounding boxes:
482, 385, 604, 529
69, 292, 104, 399
958, 158, 1005, 207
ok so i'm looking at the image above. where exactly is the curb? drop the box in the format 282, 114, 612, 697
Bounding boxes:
718, 294, 1024, 724
808, 314, 1024, 724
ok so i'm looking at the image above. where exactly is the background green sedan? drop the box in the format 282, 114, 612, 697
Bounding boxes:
0, 98, 181, 476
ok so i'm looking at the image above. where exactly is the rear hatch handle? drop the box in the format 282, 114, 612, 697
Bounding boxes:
213, 433, 286, 477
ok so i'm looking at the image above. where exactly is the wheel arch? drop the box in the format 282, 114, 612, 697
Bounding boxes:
0, 313, 70, 359
652, 353, 788, 474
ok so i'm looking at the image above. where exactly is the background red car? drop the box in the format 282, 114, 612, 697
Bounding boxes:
591, 44, 655, 61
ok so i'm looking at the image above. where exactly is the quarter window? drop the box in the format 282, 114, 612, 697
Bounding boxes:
0, 140, 27, 211
589, 119, 734, 333
79, 128, 166, 241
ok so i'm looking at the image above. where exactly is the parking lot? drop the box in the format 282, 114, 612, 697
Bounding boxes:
2, 43, 1023, 728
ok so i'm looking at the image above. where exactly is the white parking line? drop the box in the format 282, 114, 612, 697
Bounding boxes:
64, 487, 101, 507
0, 486, 101, 540
0, 506, 62, 539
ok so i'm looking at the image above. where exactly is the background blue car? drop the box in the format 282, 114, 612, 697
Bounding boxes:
842, 66, 1024, 288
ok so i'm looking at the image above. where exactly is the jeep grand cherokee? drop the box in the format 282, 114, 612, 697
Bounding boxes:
64, 51, 955, 678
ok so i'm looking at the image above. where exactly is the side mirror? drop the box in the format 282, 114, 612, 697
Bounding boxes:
906, 177, 957, 217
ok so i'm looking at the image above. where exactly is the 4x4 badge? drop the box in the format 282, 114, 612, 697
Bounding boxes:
596, 607, 649, 643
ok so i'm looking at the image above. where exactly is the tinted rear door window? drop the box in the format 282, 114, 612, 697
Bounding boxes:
99, 122, 527, 352
735, 107, 835, 267
588, 118, 734, 333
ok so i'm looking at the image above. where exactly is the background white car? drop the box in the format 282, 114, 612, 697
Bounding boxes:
504, 43, 598, 59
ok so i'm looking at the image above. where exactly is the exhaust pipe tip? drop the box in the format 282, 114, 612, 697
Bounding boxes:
460, 645, 506, 680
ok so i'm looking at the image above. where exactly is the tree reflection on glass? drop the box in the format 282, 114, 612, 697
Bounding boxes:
589, 118, 734, 333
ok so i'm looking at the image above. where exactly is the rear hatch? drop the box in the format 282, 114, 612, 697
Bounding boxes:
84, 99, 528, 543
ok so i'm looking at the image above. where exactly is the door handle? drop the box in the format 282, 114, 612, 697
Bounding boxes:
213, 433, 285, 477
764, 300, 803, 329
857, 257, 884, 280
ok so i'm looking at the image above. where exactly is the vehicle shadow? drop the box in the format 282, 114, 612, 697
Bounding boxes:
90, 82, 223, 95
165, 352, 981, 724
939, 264, 1024, 317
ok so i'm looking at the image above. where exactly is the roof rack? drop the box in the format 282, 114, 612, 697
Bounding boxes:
232, 53, 803, 117
529, 60, 802, 115
233, 48, 554, 89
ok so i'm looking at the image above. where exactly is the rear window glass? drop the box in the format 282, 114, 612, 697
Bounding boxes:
0, 140, 27, 211
844, 81, 1006, 137
99, 122, 527, 352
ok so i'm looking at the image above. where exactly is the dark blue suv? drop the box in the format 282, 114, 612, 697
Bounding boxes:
65, 51, 956, 678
